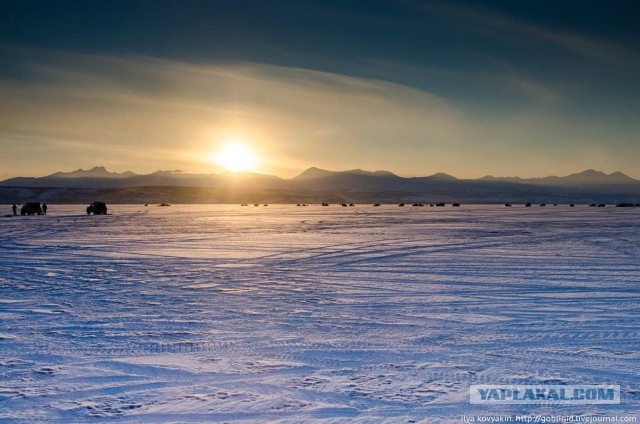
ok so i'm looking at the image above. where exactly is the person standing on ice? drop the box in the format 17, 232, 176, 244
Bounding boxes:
42, 203, 47, 215
12, 204, 17, 216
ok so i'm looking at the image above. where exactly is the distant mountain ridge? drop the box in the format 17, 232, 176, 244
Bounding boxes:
4, 166, 638, 188
1, 166, 639, 204
48, 166, 137, 179
480, 169, 639, 186
295, 167, 399, 179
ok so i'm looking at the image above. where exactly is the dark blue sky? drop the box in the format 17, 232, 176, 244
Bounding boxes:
1, 0, 639, 177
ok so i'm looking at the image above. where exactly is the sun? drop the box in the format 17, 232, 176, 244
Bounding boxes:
214, 143, 256, 172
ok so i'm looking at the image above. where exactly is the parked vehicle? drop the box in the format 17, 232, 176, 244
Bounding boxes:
21, 202, 42, 216
87, 201, 108, 215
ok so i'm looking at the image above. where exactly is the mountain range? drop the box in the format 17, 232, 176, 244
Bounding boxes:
1, 166, 639, 204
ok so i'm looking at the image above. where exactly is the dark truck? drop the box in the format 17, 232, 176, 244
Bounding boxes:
21, 202, 43, 215
87, 201, 108, 215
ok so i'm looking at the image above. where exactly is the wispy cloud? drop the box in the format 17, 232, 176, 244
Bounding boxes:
359, 56, 561, 105
0, 46, 637, 179
0, 46, 467, 177
409, 1, 639, 65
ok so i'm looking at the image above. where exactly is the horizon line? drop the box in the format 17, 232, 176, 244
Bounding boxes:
2, 165, 639, 182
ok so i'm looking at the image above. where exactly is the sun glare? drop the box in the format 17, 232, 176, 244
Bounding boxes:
215, 143, 256, 173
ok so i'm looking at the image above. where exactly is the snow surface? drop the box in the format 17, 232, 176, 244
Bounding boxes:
0, 204, 638, 422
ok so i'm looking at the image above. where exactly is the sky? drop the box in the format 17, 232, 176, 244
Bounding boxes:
1, 0, 639, 179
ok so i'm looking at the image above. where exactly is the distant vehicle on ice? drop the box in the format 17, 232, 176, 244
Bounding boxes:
21, 202, 43, 215
87, 201, 108, 215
